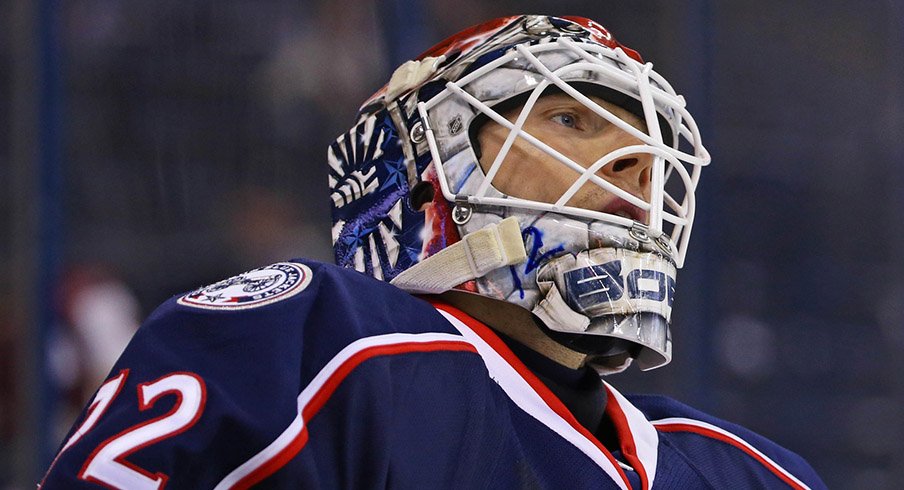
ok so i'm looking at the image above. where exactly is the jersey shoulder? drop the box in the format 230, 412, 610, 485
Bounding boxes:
128, 259, 462, 394
627, 393, 827, 489
40, 260, 466, 489
143, 259, 456, 347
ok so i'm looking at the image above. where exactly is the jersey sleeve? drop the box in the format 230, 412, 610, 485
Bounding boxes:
39, 261, 331, 488
631, 394, 828, 490
39, 260, 469, 489
39, 312, 304, 488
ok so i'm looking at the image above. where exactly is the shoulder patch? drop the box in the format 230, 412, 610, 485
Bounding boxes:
177, 262, 313, 310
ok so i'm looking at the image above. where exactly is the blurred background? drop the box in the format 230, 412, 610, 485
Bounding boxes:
2, 0, 903, 488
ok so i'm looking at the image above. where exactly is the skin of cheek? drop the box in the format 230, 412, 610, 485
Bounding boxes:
477, 123, 624, 211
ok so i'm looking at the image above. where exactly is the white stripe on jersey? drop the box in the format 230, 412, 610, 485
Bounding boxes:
603, 380, 659, 489
438, 309, 631, 490
214, 332, 469, 490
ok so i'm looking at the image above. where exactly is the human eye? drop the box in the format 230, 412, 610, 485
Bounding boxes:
550, 112, 579, 129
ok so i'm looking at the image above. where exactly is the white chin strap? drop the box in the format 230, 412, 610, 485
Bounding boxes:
390, 217, 528, 294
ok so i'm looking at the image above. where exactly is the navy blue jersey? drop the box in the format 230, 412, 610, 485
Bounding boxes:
41, 260, 826, 489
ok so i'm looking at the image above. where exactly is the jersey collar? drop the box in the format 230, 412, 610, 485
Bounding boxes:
430, 299, 659, 490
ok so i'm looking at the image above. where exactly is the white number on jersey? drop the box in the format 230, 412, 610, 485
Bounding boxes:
45, 370, 208, 490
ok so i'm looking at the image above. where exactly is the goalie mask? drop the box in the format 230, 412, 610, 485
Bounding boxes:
329, 15, 710, 371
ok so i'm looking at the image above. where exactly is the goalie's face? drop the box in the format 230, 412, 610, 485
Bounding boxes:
476, 93, 653, 223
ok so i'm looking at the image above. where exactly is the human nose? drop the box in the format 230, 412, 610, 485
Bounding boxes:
598, 144, 653, 201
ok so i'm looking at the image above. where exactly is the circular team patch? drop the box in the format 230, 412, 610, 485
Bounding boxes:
177, 262, 313, 310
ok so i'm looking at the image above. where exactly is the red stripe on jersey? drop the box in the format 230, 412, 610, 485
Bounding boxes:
231, 339, 477, 489
655, 422, 808, 490
430, 300, 632, 489
604, 386, 650, 490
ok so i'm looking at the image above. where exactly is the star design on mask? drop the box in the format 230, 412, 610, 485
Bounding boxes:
379, 157, 407, 191
396, 224, 423, 264
380, 126, 399, 151
341, 223, 376, 249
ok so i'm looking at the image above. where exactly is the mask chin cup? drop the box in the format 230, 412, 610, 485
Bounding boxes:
586, 313, 671, 371
531, 247, 676, 371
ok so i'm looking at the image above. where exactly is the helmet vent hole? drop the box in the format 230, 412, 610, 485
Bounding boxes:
409, 181, 435, 211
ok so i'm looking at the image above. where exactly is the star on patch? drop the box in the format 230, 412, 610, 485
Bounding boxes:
177, 262, 313, 311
